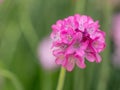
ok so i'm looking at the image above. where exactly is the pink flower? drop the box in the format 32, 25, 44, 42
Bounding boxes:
37, 37, 58, 71
51, 14, 106, 71
112, 13, 120, 48
111, 13, 120, 68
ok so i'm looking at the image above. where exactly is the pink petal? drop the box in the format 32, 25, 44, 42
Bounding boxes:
95, 53, 102, 63
66, 62, 75, 71
76, 56, 86, 69
79, 15, 88, 24
85, 52, 95, 62
55, 53, 65, 65
65, 56, 75, 71
53, 49, 62, 57
92, 41, 106, 52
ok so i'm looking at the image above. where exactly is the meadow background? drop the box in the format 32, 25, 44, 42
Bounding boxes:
0, 0, 120, 90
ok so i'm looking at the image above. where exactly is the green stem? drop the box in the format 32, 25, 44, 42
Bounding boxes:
0, 69, 24, 90
56, 67, 66, 90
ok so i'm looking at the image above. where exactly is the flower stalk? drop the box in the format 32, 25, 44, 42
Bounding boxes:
56, 67, 66, 90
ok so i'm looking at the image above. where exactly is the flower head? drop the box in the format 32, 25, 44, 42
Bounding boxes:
51, 14, 106, 71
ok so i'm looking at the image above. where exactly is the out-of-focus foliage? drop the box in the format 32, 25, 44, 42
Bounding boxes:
0, 0, 120, 90
0, 0, 73, 90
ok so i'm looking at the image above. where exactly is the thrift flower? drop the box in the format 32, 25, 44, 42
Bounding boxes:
111, 13, 120, 68
38, 37, 58, 71
51, 14, 106, 71
112, 13, 120, 48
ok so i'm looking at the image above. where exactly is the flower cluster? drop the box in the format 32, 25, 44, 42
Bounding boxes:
51, 14, 106, 71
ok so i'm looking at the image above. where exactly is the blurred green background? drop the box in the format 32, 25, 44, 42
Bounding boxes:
0, 0, 120, 90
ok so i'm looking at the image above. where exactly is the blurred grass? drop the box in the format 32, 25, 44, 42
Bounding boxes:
0, 0, 73, 90
0, 0, 119, 90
